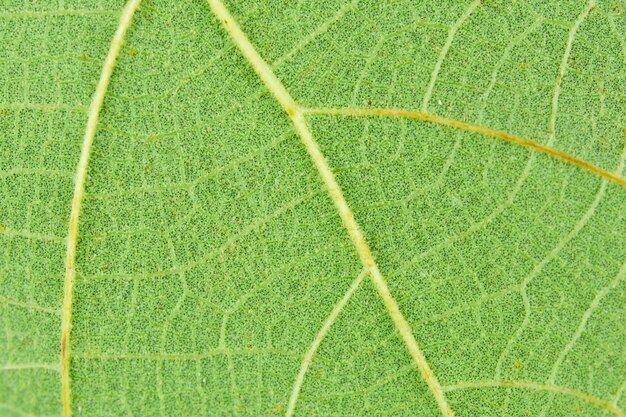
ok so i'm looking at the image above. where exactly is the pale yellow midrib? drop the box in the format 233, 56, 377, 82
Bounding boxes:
207, 1, 455, 416
60, 1, 141, 416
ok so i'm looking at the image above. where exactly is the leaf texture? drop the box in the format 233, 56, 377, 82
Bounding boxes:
1, 0, 625, 416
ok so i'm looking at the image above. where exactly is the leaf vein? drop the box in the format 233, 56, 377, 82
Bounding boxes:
285, 268, 368, 417
302, 107, 626, 188
207, 1, 456, 416
443, 380, 626, 417
59, 1, 142, 416
420, 0, 482, 111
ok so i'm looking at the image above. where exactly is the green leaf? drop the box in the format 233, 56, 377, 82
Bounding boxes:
1, 0, 625, 416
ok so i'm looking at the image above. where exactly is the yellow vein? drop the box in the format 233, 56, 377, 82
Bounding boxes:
499, 123, 626, 384
59, 1, 141, 416
547, 0, 596, 147
288, 114, 460, 417
421, 0, 481, 111
286, 268, 368, 417
207, 1, 455, 416
302, 107, 626, 188
443, 380, 626, 417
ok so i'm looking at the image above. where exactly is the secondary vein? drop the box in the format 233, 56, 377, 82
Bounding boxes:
285, 269, 368, 417
207, 1, 457, 416
302, 107, 626, 188
60, 1, 141, 416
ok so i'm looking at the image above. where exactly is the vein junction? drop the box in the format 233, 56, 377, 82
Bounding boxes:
207, 0, 456, 416
302, 107, 626, 188
54, 0, 624, 415
206, 0, 626, 415
285, 269, 368, 417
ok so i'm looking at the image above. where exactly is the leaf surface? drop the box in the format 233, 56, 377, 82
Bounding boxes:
1, 0, 625, 416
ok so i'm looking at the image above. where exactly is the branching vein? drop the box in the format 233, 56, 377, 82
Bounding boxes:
44, 0, 623, 415
207, 1, 456, 415
286, 268, 368, 417
547, 0, 597, 147
302, 107, 626, 188
421, 0, 481, 111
